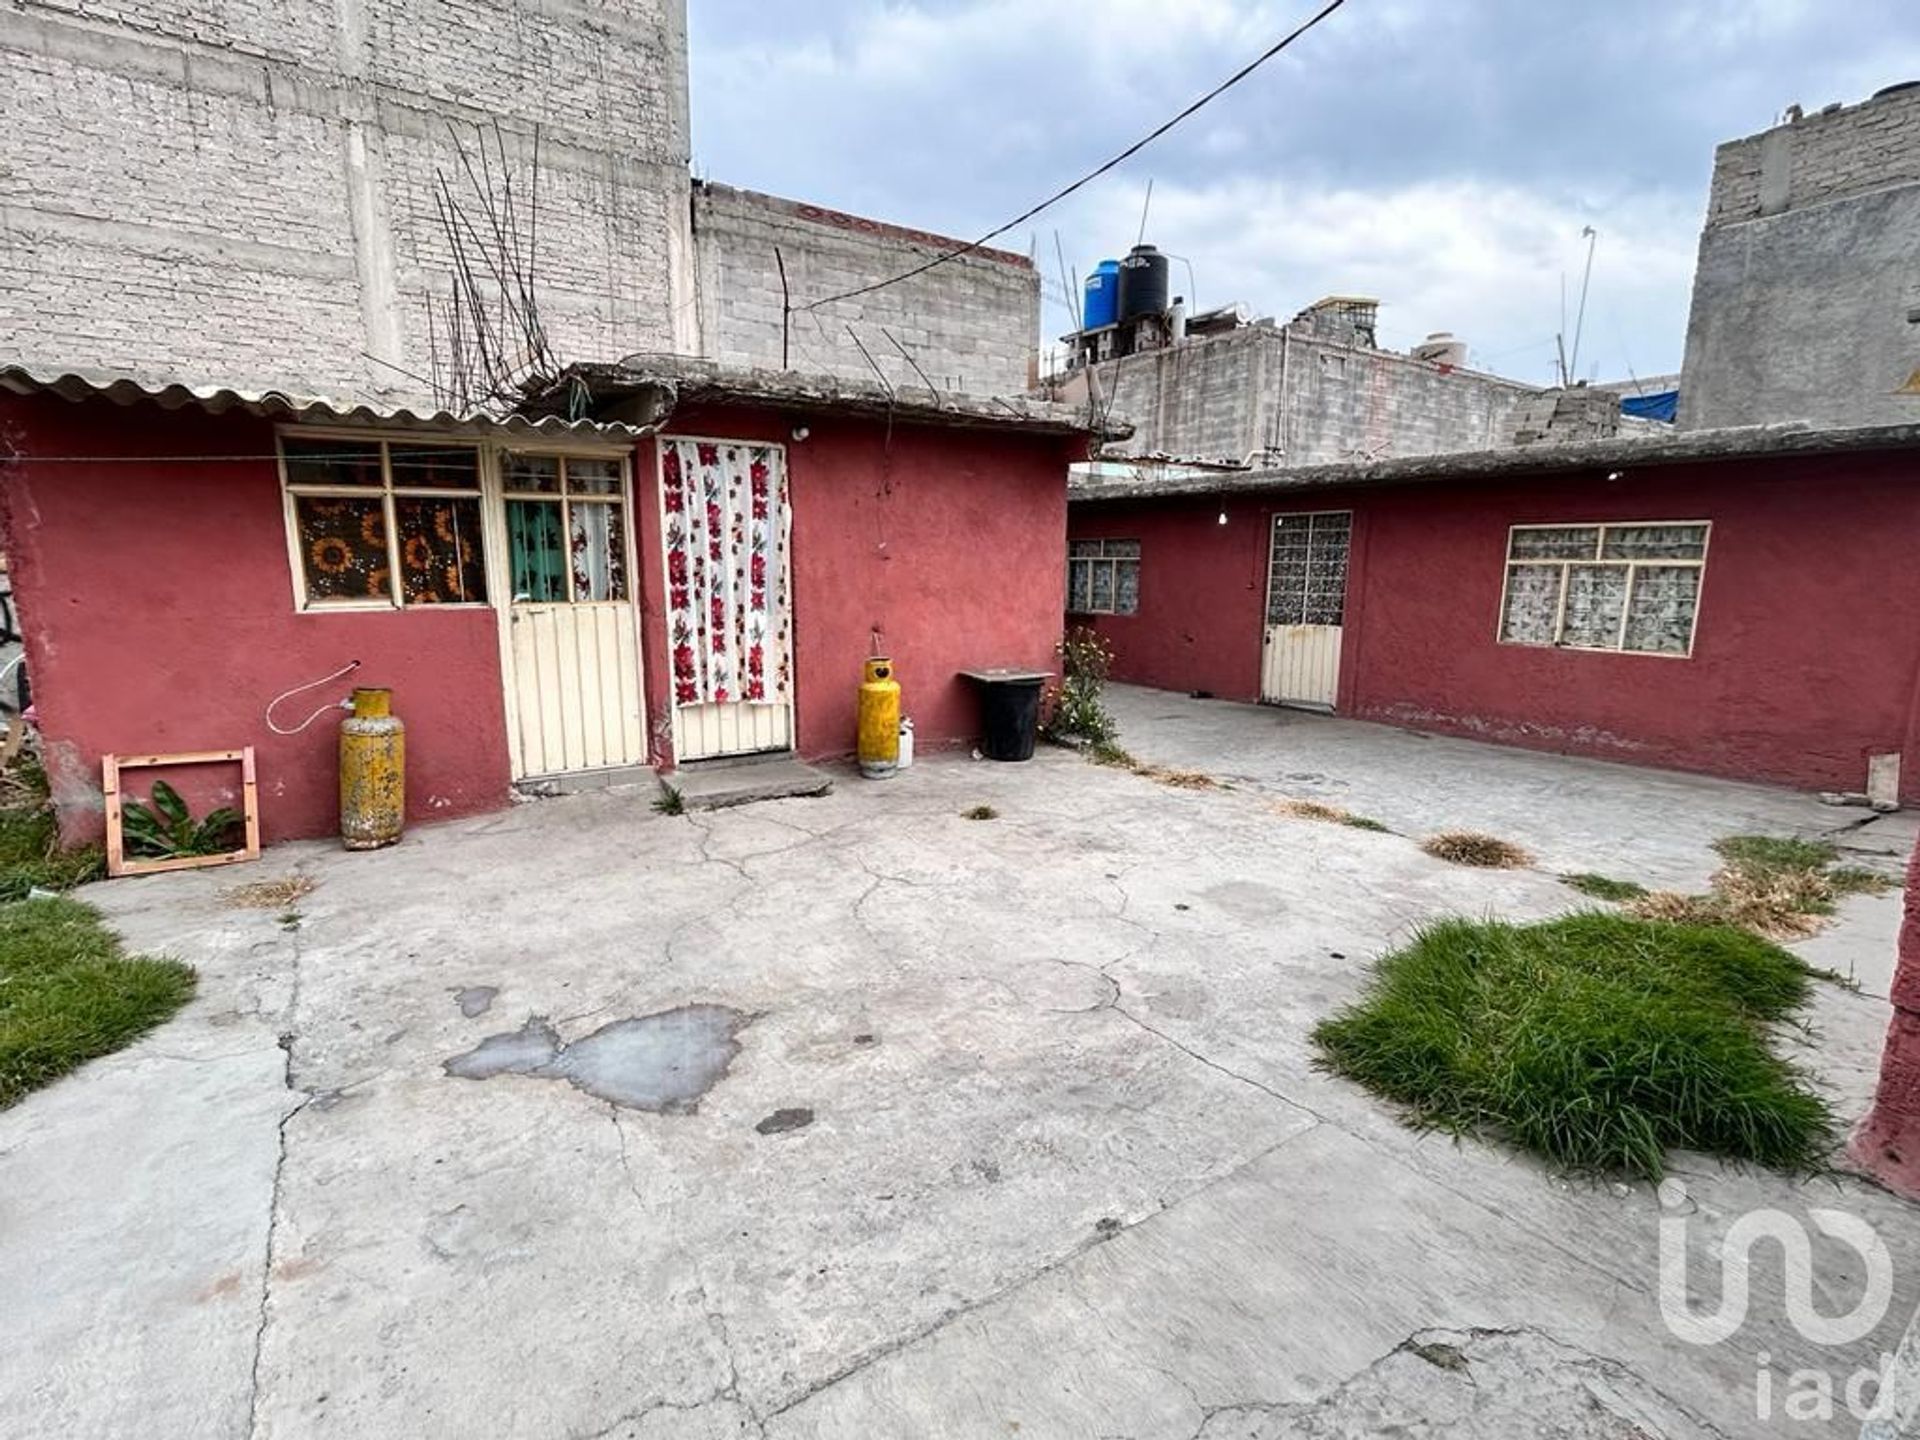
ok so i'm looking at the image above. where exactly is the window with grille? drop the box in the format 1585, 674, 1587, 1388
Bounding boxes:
280, 435, 488, 609
1498, 522, 1709, 656
1266, 511, 1350, 626
1068, 539, 1140, 615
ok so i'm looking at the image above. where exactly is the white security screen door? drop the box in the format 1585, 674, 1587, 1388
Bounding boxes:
498, 453, 647, 779
658, 438, 794, 761
1260, 510, 1351, 710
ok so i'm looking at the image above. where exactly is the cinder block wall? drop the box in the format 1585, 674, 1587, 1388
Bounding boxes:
1679, 86, 1920, 429
1094, 325, 1538, 466
0, 0, 696, 408
692, 183, 1039, 396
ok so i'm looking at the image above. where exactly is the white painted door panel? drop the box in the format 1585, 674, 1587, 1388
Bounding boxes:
497, 452, 648, 780
1261, 625, 1344, 709
1260, 510, 1351, 711
509, 603, 645, 777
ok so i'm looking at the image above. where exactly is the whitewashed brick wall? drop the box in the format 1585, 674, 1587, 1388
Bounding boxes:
692, 183, 1039, 396
1681, 85, 1920, 429
0, 0, 694, 409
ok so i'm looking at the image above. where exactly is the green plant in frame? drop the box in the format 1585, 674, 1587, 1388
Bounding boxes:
120, 781, 243, 860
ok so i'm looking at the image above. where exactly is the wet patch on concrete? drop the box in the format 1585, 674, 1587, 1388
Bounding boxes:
443, 1005, 748, 1112
755, 1107, 814, 1135
453, 985, 499, 1018
443, 1016, 560, 1079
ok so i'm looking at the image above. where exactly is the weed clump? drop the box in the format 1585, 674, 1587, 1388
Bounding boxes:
1313, 911, 1833, 1179
962, 805, 998, 821
1625, 833, 1897, 939
1043, 628, 1117, 744
1559, 873, 1650, 902
1421, 830, 1533, 869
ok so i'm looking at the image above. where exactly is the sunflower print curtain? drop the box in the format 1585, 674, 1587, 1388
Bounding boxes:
661, 439, 789, 706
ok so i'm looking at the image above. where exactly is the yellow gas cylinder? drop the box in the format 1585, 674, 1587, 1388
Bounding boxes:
340, 686, 405, 850
857, 657, 901, 779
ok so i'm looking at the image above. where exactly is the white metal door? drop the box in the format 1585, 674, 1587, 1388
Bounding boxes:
1260, 510, 1351, 710
498, 453, 647, 779
659, 438, 795, 762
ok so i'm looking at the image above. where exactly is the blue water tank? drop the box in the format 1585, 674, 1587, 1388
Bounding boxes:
1083, 259, 1121, 331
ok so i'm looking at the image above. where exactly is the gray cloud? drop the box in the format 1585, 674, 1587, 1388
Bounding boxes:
689, 0, 1920, 381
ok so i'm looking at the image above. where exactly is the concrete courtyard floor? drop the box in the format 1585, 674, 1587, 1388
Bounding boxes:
5, 686, 1919, 1438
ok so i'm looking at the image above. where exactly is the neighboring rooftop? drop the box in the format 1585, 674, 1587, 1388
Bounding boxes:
1071, 419, 1920, 503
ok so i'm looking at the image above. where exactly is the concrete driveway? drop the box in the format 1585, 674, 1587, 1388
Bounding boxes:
5, 688, 1917, 1439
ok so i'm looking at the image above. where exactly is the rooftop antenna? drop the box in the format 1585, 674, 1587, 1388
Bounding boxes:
1568, 226, 1598, 385
1136, 177, 1155, 247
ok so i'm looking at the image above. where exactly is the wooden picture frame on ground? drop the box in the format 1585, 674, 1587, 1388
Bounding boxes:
103, 747, 262, 878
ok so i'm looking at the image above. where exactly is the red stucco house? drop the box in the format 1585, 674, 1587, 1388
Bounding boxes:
1067, 423, 1920, 803
0, 361, 1099, 844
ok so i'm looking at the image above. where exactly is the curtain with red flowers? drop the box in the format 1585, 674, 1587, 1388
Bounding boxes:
661, 439, 790, 707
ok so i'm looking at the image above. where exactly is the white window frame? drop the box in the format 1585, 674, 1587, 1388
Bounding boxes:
1497, 520, 1712, 658
498, 451, 636, 605
277, 427, 492, 613
1068, 539, 1140, 616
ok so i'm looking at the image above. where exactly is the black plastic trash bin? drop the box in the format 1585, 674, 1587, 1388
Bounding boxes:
959, 669, 1049, 762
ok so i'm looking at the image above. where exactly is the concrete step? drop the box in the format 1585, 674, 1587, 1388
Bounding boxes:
666, 756, 833, 811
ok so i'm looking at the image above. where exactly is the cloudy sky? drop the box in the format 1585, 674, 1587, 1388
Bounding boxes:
687, 0, 1920, 386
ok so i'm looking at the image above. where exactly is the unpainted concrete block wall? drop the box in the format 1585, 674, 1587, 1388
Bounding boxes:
1094, 325, 1537, 466
0, 0, 696, 408
1679, 86, 1920, 429
691, 183, 1039, 396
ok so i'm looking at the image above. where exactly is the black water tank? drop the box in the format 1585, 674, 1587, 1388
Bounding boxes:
1117, 244, 1170, 321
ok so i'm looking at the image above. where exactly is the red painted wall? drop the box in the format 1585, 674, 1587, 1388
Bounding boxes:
1067, 494, 1270, 701
1851, 843, 1920, 1198
0, 395, 512, 844
637, 406, 1076, 764
1070, 453, 1920, 799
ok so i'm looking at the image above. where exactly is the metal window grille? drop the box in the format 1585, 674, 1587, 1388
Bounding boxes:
1266, 511, 1350, 627
1497, 521, 1709, 657
1068, 539, 1140, 615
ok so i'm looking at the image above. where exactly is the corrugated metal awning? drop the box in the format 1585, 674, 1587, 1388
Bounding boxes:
0, 366, 647, 439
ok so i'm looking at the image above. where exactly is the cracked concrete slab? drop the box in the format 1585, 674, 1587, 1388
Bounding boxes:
2, 696, 1916, 1439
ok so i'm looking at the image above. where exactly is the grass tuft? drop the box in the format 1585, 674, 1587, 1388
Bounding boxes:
1624, 833, 1898, 940
1136, 765, 1217, 790
962, 804, 998, 821
1560, 872, 1650, 903
1278, 798, 1349, 823
0, 757, 104, 903
652, 784, 686, 817
1276, 799, 1390, 833
0, 896, 196, 1107
1421, 830, 1533, 869
1712, 835, 1837, 872
1313, 912, 1833, 1179
1087, 741, 1137, 769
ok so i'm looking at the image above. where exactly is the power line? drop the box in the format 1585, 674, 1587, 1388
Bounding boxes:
797, 0, 1349, 314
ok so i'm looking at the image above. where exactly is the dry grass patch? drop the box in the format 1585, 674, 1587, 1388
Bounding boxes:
219, 875, 316, 910
1135, 764, 1217, 790
1277, 798, 1350, 823
1421, 830, 1533, 869
1625, 835, 1898, 941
